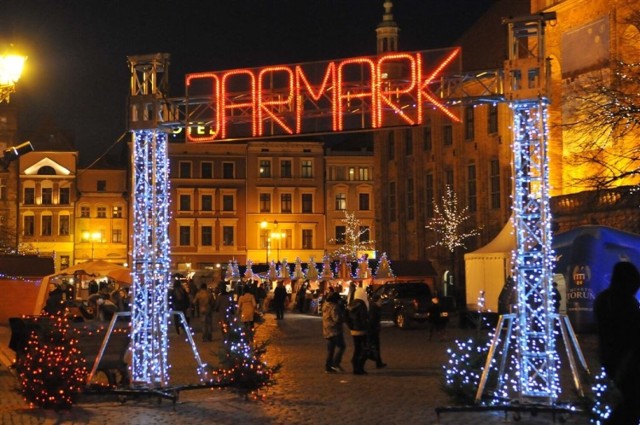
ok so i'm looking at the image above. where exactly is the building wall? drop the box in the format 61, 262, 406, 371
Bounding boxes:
324, 148, 375, 259
75, 168, 129, 266
247, 140, 326, 265
18, 151, 78, 271
0, 105, 20, 252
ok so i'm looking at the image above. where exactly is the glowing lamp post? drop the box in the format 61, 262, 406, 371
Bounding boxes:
0, 54, 26, 103
82, 231, 102, 261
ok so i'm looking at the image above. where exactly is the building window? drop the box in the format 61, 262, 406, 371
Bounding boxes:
335, 225, 346, 244
112, 229, 123, 243
112, 206, 123, 218
389, 182, 396, 222
445, 169, 454, 187
425, 173, 434, 219
490, 159, 501, 209
280, 159, 292, 178
59, 187, 70, 205
222, 226, 234, 246
468, 163, 477, 212
59, 215, 70, 236
0, 177, 5, 201
359, 193, 370, 211
443, 124, 453, 146
60, 256, 69, 269
407, 178, 414, 220
259, 193, 271, 213
423, 126, 432, 151
179, 161, 192, 178
97, 207, 107, 218
301, 193, 313, 213
281, 193, 292, 213
23, 216, 34, 236
359, 226, 370, 243
201, 226, 213, 246
348, 167, 356, 181
41, 215, 52, 236
201, 162, 213, 179
405, 129, 413, 155
335, 193, 346, 211
222, 194, 234, 212
24, 187, 35, 205
97, 180, 106, 192
41, 188, 53, 205
201, 194, 213, 212
335, 166, 346, 180
80, 206, 90, 218
388, 132, 395, 159
301, 160, 313, 178
358, 167, 369, 181
488, 104, 498, 134
302, 229, 313, 249
179, 226, 191, 246
179, 194, 191, 211
464, 106, 475, 140
260, 229, 269, 249
259, 160, 271, 178
222, 162, 235, 179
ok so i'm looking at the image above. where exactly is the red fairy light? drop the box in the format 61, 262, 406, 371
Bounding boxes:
185, 49, 460, 142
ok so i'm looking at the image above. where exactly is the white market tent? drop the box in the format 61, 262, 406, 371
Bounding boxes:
464, 220, 515, 312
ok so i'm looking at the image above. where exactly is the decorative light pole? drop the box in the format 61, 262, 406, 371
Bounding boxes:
0, 53, 26, 103
82, 231, 102, 261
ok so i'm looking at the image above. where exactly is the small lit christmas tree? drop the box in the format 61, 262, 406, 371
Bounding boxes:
321, 255, 334, 280
330, 210, 375, 261
374, 252, 394, 279
293, 257, 305, 281
16, 315, 88, 410
210, 303, 280, 400
305, 256, 319, 281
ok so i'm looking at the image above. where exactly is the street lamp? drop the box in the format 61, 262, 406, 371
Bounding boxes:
0, 53, 26, 103
82, 231, 102, 261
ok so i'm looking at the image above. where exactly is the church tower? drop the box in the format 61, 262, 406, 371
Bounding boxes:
376, 1, 399, 54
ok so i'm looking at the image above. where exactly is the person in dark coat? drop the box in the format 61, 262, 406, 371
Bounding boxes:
346, 286, 369, 375
594, 261, 640, 425
322, 289, 346, 373
43, 283, 65, 315
367, 293, 387, 368
171, 280, 191, 334
273, 281, 287, 320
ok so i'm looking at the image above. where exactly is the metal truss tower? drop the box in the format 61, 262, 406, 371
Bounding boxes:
127, 53, 173, 386
504, 14, 558, 401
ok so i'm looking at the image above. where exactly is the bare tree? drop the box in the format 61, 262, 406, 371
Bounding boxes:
564, 5, 640, 189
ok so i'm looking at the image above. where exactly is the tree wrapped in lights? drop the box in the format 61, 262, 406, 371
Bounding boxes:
16, 315, 87, 410
425, 185, 480, 295
330, 211, 375, 261
210, 303, 280, 400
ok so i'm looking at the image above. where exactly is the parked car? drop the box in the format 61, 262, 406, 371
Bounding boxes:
372, 281, 432, 329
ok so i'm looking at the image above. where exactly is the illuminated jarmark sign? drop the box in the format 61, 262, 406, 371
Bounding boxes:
184, 48, 461, 142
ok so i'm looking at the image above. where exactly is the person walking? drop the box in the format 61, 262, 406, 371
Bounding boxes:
273, 280, 287, 320
214, 285, 235, 329
237, 286, 258, 337
171, 279, 191, 334
367, 293, 387, 369
194, 283, 215, 342
594, 261, 640, 425
322, 289, 346, 373
346, 286, 369, 375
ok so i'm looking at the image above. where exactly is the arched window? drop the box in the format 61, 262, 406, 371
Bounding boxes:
37, 166, 56, 175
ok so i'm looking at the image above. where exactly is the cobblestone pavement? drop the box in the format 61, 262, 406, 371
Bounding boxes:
0, 312, 599, 424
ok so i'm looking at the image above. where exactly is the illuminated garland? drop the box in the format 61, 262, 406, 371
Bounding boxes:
16, 314, 87, 409
511, 101, 559, 399
590, 368, 615, 424
130, 129, 171, 386
0, 273, 43, 284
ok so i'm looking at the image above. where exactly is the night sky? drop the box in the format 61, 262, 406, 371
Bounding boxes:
3, 0, 494, 165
